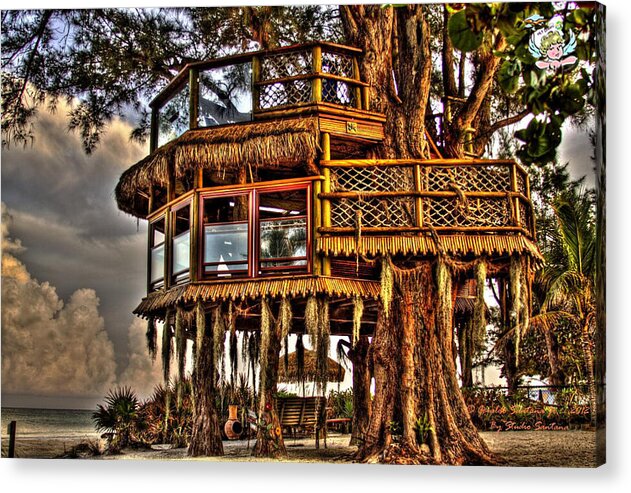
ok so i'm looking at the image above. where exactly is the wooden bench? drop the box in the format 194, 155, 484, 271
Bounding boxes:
276, 396, 327, 448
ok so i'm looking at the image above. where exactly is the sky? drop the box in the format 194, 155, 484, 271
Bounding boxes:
0, 6, 597, 410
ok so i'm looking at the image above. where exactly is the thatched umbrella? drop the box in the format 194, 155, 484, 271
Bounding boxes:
278, 349, 345, 384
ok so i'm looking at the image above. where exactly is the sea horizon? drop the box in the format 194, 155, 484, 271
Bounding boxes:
1, 406, 99, 440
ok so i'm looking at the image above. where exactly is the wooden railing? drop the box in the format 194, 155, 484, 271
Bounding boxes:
149, 42, 368, 151
318, 159, 535, 239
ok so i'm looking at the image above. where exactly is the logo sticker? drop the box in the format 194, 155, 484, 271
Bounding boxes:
526, 14, 578, 71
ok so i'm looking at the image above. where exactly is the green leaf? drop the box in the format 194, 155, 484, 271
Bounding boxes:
498, 60, 520, 93
448, 10, 483, 52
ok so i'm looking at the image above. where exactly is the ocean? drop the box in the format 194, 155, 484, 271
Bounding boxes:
1, 407, 99, 441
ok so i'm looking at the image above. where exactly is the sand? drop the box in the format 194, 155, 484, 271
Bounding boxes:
2, 431, 599, 467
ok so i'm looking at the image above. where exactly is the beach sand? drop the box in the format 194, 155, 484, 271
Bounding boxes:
2, 431, 598, 466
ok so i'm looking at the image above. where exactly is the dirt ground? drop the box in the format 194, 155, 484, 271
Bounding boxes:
3, 430, 599, 467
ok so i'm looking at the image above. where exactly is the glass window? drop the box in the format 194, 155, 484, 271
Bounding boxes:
158, 82, 190, 147
198, 63, 252, 127
171, 204, 191, 283
149, 217, 166, 289
257, 188, 308, 274
203, 195, 249, 277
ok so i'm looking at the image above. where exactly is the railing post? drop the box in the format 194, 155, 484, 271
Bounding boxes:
252, 55, 261, 112
509, 163, 521, 229
352, 56, 362, 110
189, 67, 199, 130
312, 45, 323, 103
8, 420, 16, 458
413, 163, 424, 228
321, 132, 331, 276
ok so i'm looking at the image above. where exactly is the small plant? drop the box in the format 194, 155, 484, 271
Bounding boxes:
414, 413, 434, 445
93, 386, 142, 450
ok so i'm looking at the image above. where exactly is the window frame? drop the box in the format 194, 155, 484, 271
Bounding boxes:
170, 199, 192, 285
148, 214, 167, 292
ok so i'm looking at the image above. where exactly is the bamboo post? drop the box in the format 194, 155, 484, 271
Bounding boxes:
150, 108, 159, 153
464, 127, 475, 154
252, 55, 261, 112
352, 56, 362, 110
321, 132, 331, 276
148, 184, 154, 216
510, 163, 521, 228
313, 180, 323, 276
189, 67, 199, 130
312, 45, 323, 103
414, 163, 424, 228
8, 420, 16, 458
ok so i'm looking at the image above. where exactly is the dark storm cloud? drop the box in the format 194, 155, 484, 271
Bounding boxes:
1, 99, 150, 374
559, 123, 596, 188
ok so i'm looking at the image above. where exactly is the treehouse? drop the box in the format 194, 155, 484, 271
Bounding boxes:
115, 41, 541, 338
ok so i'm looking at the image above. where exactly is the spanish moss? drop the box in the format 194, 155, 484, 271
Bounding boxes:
305, 295, 319, 349
259, 297, 272, 397
212, 304, 226, 384
146, 316, 157, 361
279, 296, 292, 341
352, 295, 364, 347
295, 332, 305, 385
473, 261, 487, 351
228, 301, 238, 385
317, 298, 330, 395
195, 301, 205, 368
161, 314, 172, 384
510, 255, 523, 366
175, 307, 186, 409
436, 257, 453, 335
380, 255, 394, 319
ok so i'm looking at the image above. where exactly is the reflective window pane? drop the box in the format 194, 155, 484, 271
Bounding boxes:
158, 82, 190, 147
150, 244, 165, 284
199, 63, 252, 127
204, 223, 249, 275
260, 217, 307, 262
172, 231, 190, 275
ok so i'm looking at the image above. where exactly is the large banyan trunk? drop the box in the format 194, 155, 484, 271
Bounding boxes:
253, 299, 287, 458
188, 311, 224, 457
357, 259, 499, 465
349, 336, 371, 446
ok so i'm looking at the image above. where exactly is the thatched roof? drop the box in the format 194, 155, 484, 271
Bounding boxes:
116, 117, 321, 217
134, 276, 380, 318
278, 350, 346, 383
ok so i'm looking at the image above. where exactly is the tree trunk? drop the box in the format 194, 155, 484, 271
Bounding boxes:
581, 318, 597, 427
543, 325, 566, 388
349, 336, 371, 446
188, 314, 224, 457
357, 260, 500, 465
253, 317, 287, 458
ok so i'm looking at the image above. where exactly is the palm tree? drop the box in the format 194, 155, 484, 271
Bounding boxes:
531, 189, 597, 422
93, 387, 142, 449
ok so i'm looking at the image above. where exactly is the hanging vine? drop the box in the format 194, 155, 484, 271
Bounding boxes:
509, 255, 523, 366
305, 295, 319, 349
295, 332, 305, 387
212, 304, 226, 386
195, 300, 205, 368
436, 257, 453, 334
227, 301, 238, 385
317, 298, 331, 395
175, 307, 187, 409
473, 260, 488, 351
146, 317, 157, 361
380, 255, 394, 319
352, 295, 364, 347
259, 297, 272, 397
161, 313, 172, 384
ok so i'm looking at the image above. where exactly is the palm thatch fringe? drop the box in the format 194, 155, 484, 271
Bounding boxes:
116, 117, 320, 217
278, 349, 345, 383
317, 235, 543, 261
133, 277, 380, 318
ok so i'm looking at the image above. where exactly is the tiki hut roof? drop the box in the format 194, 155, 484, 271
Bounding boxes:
278, 350, 346, 383
115, 117, 321, 217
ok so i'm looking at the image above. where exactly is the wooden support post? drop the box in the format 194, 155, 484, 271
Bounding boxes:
164, 207, 171, 289
414, 163, 424, 228
189, 68, 199, 130
150, 108, 159, 153
195, 168, 204, 189
312, 45, 323, 103
190, 192, 199, 282
252, 55, 261, 112
8, 420, 16, 458
148, 184, 154, 216
321, 133, 331, 276
167, 161, 176, 202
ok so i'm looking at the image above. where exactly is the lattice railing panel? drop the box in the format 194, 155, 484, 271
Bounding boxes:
330, 166, 414, 193
331, 197, 416, 228
424, 197, 511, 228
519, 202, 530, 229
259, 80, 312, 109
322, 80, 355, 106
260, 51, 313, 81
322, 51, 354, 78
422, 165, 511, 192
516, 172, 527, 196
